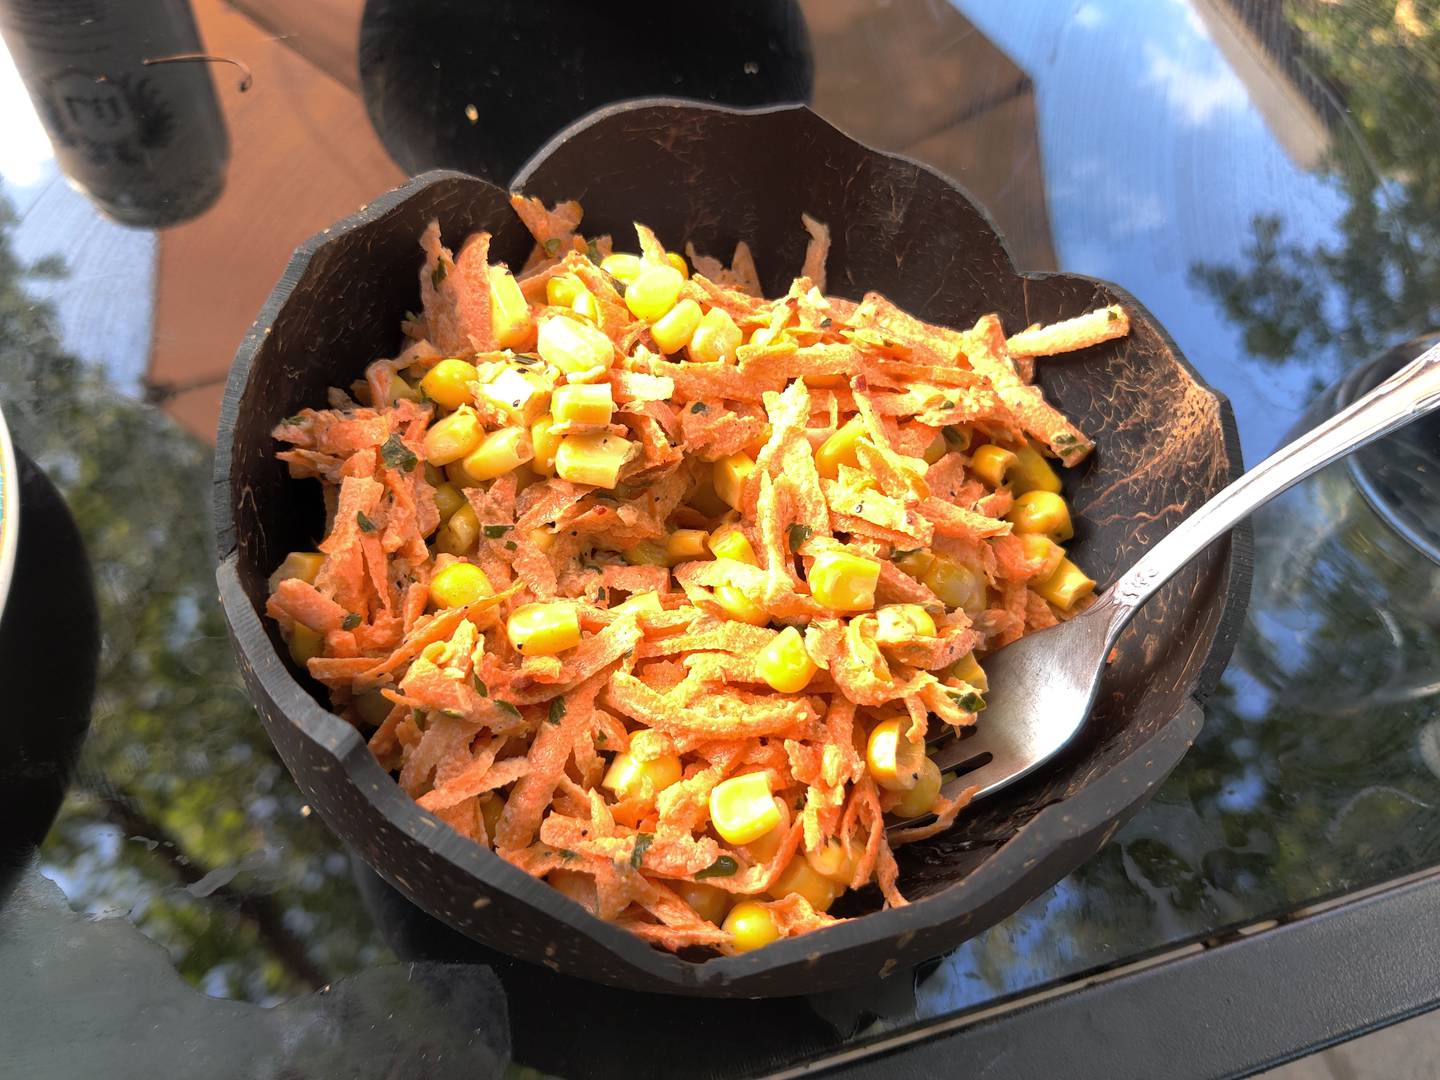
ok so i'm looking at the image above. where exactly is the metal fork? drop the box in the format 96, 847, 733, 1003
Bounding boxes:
915, 342, 1440, 815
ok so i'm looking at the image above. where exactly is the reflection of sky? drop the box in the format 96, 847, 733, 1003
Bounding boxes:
0, 43, 155, 396
956, 0, 1351, 465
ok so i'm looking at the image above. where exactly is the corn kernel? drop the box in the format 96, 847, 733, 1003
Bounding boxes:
708, 525, 758, 565
1008, 490, 1074, 542
1010, 441, 1062, 494
742, 798, 791, 863
551, 382, 615, 426
386, 373, 421, 404
874, 603, 937, 643
757, 626, 818, 693
815, 417, 867, 479
530, 413, 563, 475
602, 750, 683, 800
431, 482, 466, 523
688, 307, 742, 364
422, 408, 483, 466
723, 901, 780, 953
571, 288, 599, 323
622, 539, 668, 567
428, 561, 493, 610
650, 298, 703, 354
867, 717, 926, 791
948, 651, 988, 692
555, 432, 634, 488
489, 266, 534, 349
457, 426, 533, 483
971, 444, 1018, 488
713, 584, 769, 626
665, 528, 710, 565
921, 556, 986, 615
808, 550, 881, 612
611, 590, 663, 617
434, 503, 479, 554
546, 273, 585, 308
424, 463, 446, 486
506, 601, 581, 655
674, 880, 729, 924
547, 869, 594, 908
599, 252, 641, 283
1034, 557, 1095, 610
923, 431, 948, 464
749, 326, 776, 348
709, 772, 781, 844
419, 358, 477, 411
895, 549, 936, 580
478, 367, 549, 426
805, 836, 857, 885
666, 251, 689, 278
353, 689, 393, 726
688, 476, 732, 518
713, 453, 756, 511
893, 757, 943, 818
768, 858, 839, 912
268, 551, 324, 593
625, 262, 684, 322
537, 316, 616, 375
944, 424, 974, 452
288, 624, 324, 668
480, 794, 504, 840
1021, 533, 1065, 580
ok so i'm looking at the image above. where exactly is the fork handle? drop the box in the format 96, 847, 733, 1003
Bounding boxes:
1097, 342, 1440, 628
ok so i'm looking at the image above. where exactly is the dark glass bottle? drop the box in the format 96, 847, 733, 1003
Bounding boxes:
0, 0, 229, 228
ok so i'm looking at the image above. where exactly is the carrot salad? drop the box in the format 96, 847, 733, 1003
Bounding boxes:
265, 195, 1129, 955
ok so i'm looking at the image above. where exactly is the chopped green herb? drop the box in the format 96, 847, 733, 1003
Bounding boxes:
543, 237, 562, 257
892, 547, 921, 561
380, 433, 419, 472
940, 399, 956, 410
1107, 308, 1119, 322
607, 274, 628, 298
819, 317, 833, 329
630, 832, 654, 870
787, 523, 813, 549
547, 697, 567, 725
512, 352, 540, 366
495, 700, 521, 719
595, 587, 607, 602
356, 511, 378, 533
586, 239, 602, 264
690, 402, 709, 414
403, 310, 420, 323
472, 675, 488, 697
558, 849, 578, 861
504, 539, 517, 551
482, 524, 510, 539
595, 732, 608, 746
341, 613, 362, 631
695, 855, 739, 879
431, 262, 448, 288
440, 707, 465, 719
1054, 433, 1079, 447
951, 691, 986, 713
281, 414, 305, 426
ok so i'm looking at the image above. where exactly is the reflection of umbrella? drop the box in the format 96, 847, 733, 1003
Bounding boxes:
143, 0, 402, 441
800, 0, 1057, 272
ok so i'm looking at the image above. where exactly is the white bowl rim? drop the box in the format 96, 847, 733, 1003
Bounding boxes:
0, 403, 18, 627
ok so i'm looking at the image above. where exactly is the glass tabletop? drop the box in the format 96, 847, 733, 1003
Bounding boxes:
2, 1, 1439, 1076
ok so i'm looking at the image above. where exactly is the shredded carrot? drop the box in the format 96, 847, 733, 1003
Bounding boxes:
265, 204, 1120, 956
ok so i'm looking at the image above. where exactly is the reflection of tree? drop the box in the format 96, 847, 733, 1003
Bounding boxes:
1190, 2, 1440, 368
0, 192, 384, 1002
